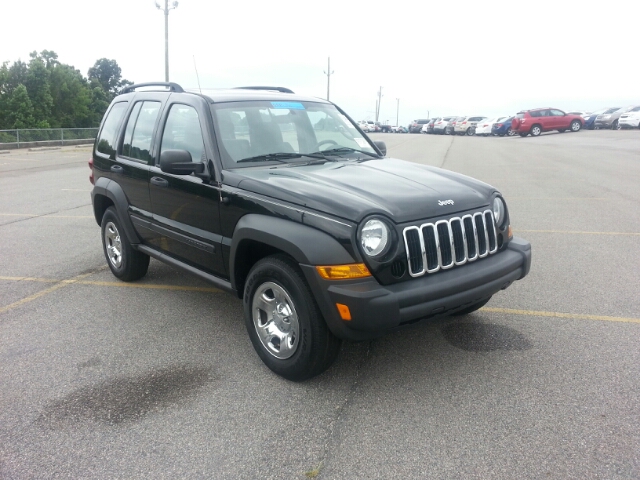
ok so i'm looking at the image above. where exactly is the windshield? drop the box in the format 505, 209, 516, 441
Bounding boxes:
211, 101, 377, 168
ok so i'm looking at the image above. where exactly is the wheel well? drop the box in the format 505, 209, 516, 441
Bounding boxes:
93, 194, 114, 226
233, 239, 290, 298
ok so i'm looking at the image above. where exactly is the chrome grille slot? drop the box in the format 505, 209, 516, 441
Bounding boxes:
404, 209, 498, 278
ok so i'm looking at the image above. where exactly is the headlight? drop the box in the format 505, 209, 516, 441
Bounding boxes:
360, 218, 389, 257
493, 197, 506, 227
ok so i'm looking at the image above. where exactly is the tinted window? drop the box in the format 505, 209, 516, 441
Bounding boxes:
604, 107, 620, 114
631, 106, 640, 112
97, 102, 128, 158
160, 105, 205, 163
550, 109, 565, 116
122, 101, 161, 162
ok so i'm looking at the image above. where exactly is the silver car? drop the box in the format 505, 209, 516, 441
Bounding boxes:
594, 106, 633, 130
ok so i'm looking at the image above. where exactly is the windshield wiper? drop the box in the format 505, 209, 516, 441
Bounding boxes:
311, 147, 381, 159
236, 152, 328, 164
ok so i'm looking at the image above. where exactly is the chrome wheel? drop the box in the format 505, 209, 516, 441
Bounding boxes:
103, 221, 123, 268
252, 281, 300, 360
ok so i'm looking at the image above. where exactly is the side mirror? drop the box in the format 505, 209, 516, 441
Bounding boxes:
373, 140, 387, 156
160, 149, 205, 175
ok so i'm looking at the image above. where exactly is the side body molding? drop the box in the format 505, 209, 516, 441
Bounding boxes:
230, 214, 356, 290
91, 177, 142, 244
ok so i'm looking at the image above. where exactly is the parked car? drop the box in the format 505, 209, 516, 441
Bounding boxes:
358, 121, 372, 132
423, 118, 437, 134
491, 117, 516, 137
90, 82, 531, 380
618, 106, 640, 129
393, 125, 408, 133
511, 108, 584, 137
595, 106, 633, 130
567, 111, 591, 119
378, 123, 394, 133
409, 119, 430, 133
455, 116, 487, 136
433, 117, 455, 134
475, 117, 507, 137
446, 117, 465, 135
583, 108, 609, 130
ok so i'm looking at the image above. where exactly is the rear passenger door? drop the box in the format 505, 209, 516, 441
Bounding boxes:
114, 95, 165, 242
148, 96, 226, 278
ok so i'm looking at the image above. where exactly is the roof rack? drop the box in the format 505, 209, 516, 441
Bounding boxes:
234, 86, 294, 94
120, 82, 184, 94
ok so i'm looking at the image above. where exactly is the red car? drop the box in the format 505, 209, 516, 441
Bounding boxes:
511, 108, 584, 137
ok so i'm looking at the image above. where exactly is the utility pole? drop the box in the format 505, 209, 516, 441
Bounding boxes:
156, 0, 179, 82
375, 86, 383, 122
323, 57, 334, 101
396, 98, 400, 127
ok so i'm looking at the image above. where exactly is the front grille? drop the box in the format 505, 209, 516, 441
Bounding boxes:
402, 209, 498, 277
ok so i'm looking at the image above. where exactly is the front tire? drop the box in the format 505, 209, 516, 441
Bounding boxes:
101, 207, 149, 281
530, 124, 542, 137
611, 119, 619, 130
243, 255, 341, 381
466, 128, 474, 136
570, 120, 581, 132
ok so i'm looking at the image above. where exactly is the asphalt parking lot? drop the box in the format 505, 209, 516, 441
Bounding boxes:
1, 130, 639, 479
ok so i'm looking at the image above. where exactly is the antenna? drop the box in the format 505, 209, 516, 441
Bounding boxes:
193, 55, 202, 94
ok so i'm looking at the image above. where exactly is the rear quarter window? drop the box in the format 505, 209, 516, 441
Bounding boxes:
97, 102, 128, 158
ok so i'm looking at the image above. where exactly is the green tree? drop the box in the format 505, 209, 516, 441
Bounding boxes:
49, 63, 92, 128
88, 58, 132, 99
6, 84, 36, 129
25, 53, 53, 128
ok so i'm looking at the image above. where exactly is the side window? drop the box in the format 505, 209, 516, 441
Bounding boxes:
160, 104, 205, 163
550, 109, 565, 116
529, 111, 540, 118
122, 101, 161, 162
97, 102, 128, 158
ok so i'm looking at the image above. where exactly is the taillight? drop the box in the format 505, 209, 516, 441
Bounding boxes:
496, 123, 503, 127
462, 121, 467, 125
88, 157, 94, 185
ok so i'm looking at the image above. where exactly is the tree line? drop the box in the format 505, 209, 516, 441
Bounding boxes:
0, 50, 132, 130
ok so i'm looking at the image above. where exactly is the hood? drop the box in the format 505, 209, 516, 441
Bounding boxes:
233, 158, 494, 224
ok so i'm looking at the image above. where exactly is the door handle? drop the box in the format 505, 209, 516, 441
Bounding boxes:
150, 176, 169, 188
110, 165, 124, 174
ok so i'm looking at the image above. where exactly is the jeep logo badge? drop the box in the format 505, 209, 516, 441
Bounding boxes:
438, 200, 454, 206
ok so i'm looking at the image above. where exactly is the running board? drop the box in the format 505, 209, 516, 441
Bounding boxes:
136, 245, 236, 295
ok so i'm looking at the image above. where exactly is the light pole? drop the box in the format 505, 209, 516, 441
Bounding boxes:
323, 57, 334, 101
155, 0, 179, 82
396, 98, 400, 127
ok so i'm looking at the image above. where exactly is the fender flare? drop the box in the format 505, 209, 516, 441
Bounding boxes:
230, 214, 356, 290
91, 177, 142, 244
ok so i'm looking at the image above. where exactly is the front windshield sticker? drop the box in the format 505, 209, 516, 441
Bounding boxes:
271, 101, 305, 110
355, 138, 369, 148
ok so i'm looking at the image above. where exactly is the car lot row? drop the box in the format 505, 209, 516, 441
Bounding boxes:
383, 105, 640, 138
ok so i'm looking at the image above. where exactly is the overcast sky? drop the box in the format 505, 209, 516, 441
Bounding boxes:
2, 1, 638, 124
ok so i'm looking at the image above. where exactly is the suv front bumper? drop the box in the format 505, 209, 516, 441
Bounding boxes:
301, 237, 532, 341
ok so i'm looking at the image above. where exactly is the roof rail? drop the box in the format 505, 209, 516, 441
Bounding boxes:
120, 82, 184, 94
234, 86, 294, 94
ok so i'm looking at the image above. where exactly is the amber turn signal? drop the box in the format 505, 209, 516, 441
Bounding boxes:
336, 303, 352, 321
507, 225, 513, 239
316, 263, 371, 280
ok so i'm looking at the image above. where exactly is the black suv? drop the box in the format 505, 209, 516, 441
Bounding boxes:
90, 82, 531, 381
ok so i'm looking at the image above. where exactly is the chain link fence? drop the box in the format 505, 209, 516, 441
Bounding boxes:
0, 128, 98, 149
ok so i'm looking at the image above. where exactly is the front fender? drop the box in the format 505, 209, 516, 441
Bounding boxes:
230, 214, 356, 290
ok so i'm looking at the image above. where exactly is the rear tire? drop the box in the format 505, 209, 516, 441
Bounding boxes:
243, 255, 341, 381
466, 128, 474, 136
519, 132, 528, 137
101, 207, 149, 281
611, 119, 619, 130
530, 124, 542, 137
558, 129, 566, 133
